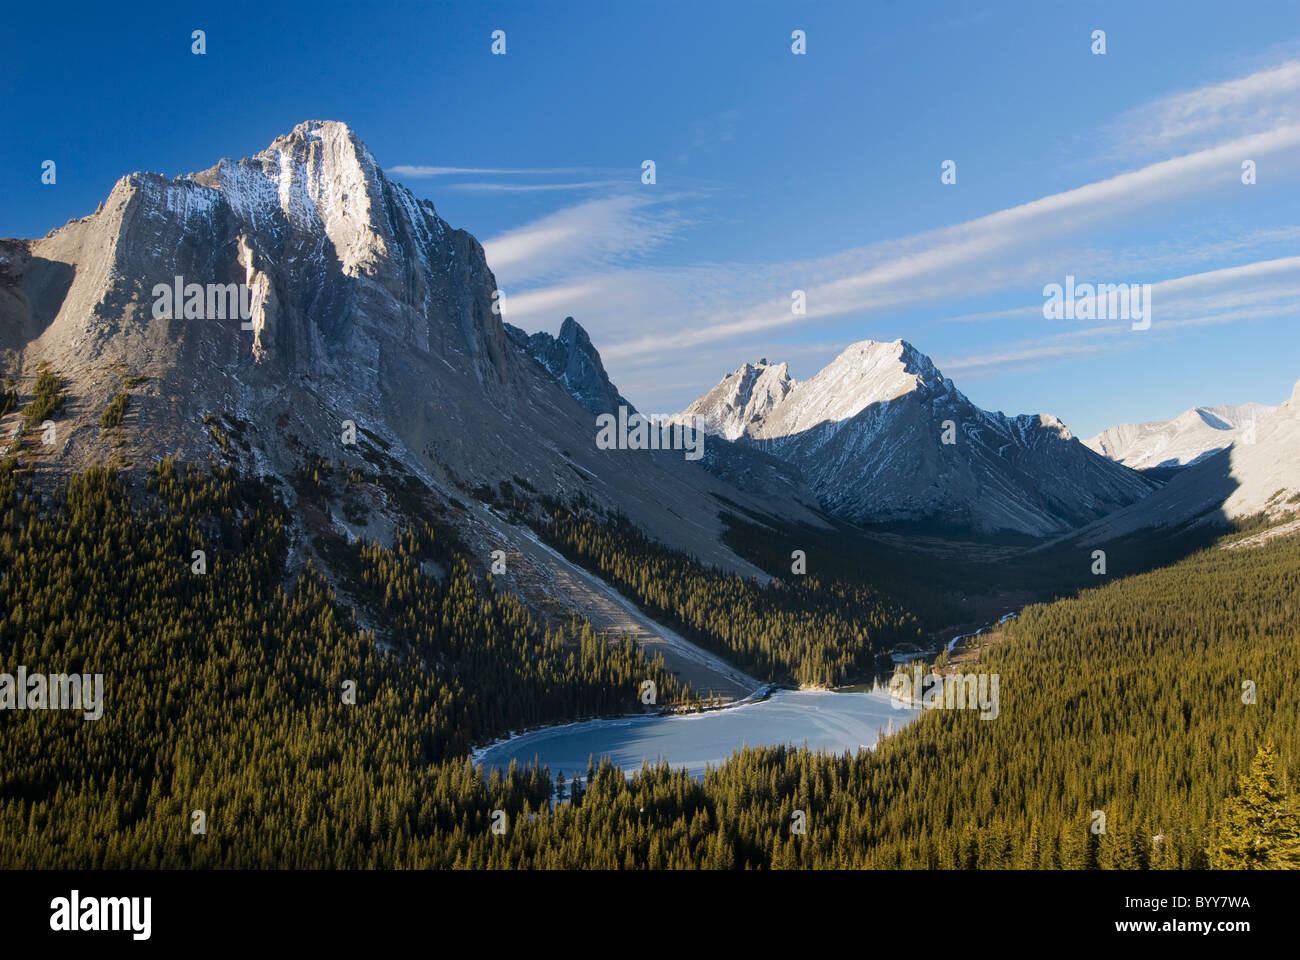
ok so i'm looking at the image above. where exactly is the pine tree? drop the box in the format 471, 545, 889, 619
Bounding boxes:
1058, 820, 1091, 870
1208, 741, 1300, 870
1097, 816, 1144, 870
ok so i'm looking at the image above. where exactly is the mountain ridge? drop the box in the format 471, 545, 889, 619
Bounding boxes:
504, 316, 632, 416
1084, 401, 1277, 473
1060, 378, 1300, 544
0, 120, 825, 577
675, 338, 1156, 537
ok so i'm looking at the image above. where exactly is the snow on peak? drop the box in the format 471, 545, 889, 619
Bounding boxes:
1181, 406, 1232, 431
758, 338, 949, 435
676, 356, 795, 439
194, 120, 405, 277
676, 338, 961, 441
259, 121, 387, 273
1085, 401, 1277, 470
824, 338, 936, 386
675, 335, 1153, 535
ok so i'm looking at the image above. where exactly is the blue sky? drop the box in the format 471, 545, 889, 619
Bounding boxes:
3, 0, 1299, 438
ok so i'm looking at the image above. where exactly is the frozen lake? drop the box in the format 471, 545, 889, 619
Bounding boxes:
477, 686, 920, 781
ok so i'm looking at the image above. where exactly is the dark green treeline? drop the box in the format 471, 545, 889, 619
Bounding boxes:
0, 460, 680, 867
1, 460, 1296, 868
535, 504, 921, 687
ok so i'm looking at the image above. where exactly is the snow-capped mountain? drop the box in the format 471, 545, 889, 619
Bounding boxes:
675, 339, 1158, 537
1065, 378, 1300, 543
505, 317, 823, 514
1084, 403, 1276, 473
677, 359, 795, 440
0, 121, 824, 572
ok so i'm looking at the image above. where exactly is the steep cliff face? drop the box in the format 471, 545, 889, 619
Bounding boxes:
186, 121, 513, 381
0, 121, 823, 572
2, 122, 541, 490
505, 316, 631, 416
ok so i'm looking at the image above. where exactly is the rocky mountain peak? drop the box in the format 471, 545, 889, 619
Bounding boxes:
1026, 413, 1074, 441
828, 338, 944, 397
556, 315, 596, 355
190, 120, 409, 279
504, 316, 631, 416
5, 118, 519, 456
676, 336, 1152, 535
2, 121, 821, 576
1086, 400, 1279, 472
735, 358, 793, 391
672, 355, 795, 440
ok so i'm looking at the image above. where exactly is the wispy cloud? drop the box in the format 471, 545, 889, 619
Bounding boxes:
938, 257, 1300, 378
941, 305, 1042, 324
388, 165, 606, 177
1113, 59, 1300, 156
940, 247, 1300, 322
475, 60, 1300, 412
587, 124, 1300, 364
940, 295, 1300, 382
483, 193, 690, 285
446, 180, 624, 193
939, 338, 1139, 378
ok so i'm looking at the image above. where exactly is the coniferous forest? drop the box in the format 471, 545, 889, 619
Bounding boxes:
7, 14, 1300, 950
2, 457, 1297, 868
535, 504, 922, 687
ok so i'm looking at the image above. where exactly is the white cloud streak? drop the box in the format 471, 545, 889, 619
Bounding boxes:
593, 124, 1300, 361
472, 60, 1300, 411
483, 193, 688, 284
447, 180, 624, 193
388, 165, 605, 177
1114, 59, 1300, 155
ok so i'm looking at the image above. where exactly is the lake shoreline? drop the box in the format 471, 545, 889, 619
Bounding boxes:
472, 685, 920, 780
468, 682, 779, 768
468, 610, 1019, 775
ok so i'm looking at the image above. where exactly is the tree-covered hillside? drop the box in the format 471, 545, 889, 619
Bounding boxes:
0, 459, 682, 867
2, 460, 1296, 868
533, 502, 921, 687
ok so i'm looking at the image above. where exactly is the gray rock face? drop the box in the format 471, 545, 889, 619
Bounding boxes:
504, 317, 631, 416
677, 359, 795, 440
0, 120, 825, 571
677, 339, 1158, 537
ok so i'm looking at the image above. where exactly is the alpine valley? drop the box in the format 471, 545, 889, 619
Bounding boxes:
3, 121, 1299, 872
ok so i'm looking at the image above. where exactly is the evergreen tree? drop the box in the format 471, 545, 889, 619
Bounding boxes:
1208, 741, 1300, 870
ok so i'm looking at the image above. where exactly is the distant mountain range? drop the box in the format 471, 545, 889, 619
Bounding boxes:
1085, 402, 1276, 475
671, 340, 1156, 537
1, 119, 1295, 559
1064, 379, 1300, 543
